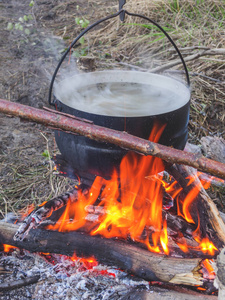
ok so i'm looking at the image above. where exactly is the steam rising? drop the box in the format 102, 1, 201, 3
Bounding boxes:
55, 71, 190, 117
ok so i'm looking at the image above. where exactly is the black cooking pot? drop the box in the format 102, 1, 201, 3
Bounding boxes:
53, 71, 190, 177
48, 4, 191, 179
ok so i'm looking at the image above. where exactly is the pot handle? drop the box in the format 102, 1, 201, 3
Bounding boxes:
48, 8, 190, 106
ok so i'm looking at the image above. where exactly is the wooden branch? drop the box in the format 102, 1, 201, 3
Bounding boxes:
0, 99, 225, 179
14, 189, 78, 241
174, 164, 225, 245
0, 222, 204, 287
150, 48, 225, 73
123, 288, 217, 300
0, 275, 40, 291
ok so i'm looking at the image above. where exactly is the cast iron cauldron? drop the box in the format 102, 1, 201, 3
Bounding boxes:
48, 2, 191, 178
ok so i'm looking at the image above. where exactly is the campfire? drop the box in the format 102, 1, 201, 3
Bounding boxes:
43, 122, 218, 258
0, 119, 224, 297
1, 1, 225, 298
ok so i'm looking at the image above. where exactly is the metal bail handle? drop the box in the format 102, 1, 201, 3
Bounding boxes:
119, 0, 126, 21
48, 1, 190, 106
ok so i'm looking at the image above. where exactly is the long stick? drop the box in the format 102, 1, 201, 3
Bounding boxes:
0, 222, 203, 286
150, 48, 225, 73
0, 99, 225, 179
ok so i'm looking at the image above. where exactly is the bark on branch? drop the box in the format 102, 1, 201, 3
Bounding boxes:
0, 222, 204, 287
0, 99, 225, 179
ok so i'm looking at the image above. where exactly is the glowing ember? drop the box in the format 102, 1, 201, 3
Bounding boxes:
3, 244, 18, 252
201, 259, 216, 280
45, 122, 217, 256
39, 251, 116, 278
71, 253, 98, 269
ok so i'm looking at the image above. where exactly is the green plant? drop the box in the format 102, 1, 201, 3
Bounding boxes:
75, 17, 90, 29
72, 5, 90, 57
41, 149, 51, 160
6, 1, 35, 35
169, 0, 180, 12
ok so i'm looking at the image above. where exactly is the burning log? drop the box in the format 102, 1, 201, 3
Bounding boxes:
171, 164, 225, 245
0, 99, 225, 179
13, 179, 223, 256
0, 222, 208, 287
14, 189, 78, 241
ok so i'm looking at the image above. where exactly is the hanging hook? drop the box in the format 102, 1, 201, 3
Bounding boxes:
119, 0, 126, 21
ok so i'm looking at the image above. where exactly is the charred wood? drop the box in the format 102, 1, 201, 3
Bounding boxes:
0, 222, 205, 287
14, 189, 78, 241
170, 164, 225, 246
0, 275, 40, 291
122, 287, 217, 300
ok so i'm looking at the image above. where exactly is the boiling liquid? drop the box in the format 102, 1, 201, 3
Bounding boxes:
55, 76, 189, 117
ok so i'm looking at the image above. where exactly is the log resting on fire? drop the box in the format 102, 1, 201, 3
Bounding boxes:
0, 99, 225, 179
0, 222, 205, 287
14, 189, 78, 241
171, 164, 225, 245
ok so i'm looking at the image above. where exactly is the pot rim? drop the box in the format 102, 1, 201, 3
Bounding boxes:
54, 70, 191, 117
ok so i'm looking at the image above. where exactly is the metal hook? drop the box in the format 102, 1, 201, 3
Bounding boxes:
119, 0, 126, 21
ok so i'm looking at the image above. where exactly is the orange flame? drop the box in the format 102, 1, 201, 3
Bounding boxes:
177, 241, 189, 253
199, 238, 218, 256
47, 122, 217, 256
20, 203, 35, 221
71, 252, 98, 268
201, 259, 215, 280
3, 244, 18, 252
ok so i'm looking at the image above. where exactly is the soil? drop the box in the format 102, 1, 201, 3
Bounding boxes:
0, 0, 101, 212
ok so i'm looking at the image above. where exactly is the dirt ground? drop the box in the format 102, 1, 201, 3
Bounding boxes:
0, 0, 97, 213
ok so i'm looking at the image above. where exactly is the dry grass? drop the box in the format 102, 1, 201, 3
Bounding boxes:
50, 0, 225, 143
0, 123, 74, 219
0, 137, 74, 220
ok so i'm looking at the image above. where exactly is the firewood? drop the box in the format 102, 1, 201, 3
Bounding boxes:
0, 275, 40, 291
215, 247, 225, 300
122, 287, 217, 300
14, 189, 78, 241
0, 222, 205, 287
0, 99, 225, 179
14, 188, 204, 254
201, 136, 225, 164
173, 164, 225, 245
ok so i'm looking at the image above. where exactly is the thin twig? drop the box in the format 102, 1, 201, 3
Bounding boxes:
165, 70, 224, 84
149, 49, 225, 73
